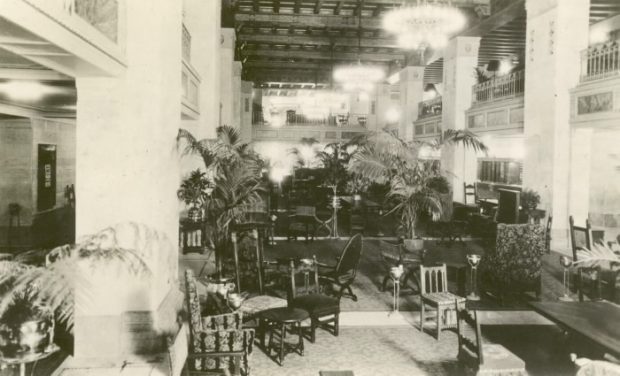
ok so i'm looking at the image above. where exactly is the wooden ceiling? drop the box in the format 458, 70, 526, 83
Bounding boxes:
230, 0, 620, 87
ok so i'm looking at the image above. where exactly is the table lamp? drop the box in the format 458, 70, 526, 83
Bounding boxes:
466, 254, 481, 301
559, 255, 574, 301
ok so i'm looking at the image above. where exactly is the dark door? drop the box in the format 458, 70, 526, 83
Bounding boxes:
37, 144, 57, 211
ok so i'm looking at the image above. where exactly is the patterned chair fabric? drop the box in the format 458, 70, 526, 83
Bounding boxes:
184, 269, 255, 375
480, 224, 545, 297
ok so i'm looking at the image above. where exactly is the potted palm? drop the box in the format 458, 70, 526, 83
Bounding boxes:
177, 169, 211, 222
177, 126, 266, 278
0, 223, 154, 356
349, 129, 486, 250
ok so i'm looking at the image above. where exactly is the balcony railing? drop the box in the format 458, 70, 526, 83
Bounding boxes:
252, 110, 369, 128
472, 70, 525, 105
182, 23, 191, 63
418, 96, 442, 118
580, 41, 620, 82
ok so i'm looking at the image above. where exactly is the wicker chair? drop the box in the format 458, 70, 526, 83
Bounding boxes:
184, 269, 255, 375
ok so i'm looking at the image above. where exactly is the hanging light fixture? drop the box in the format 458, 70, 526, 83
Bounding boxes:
383, 0, 466, 50
333, 0, 385, 92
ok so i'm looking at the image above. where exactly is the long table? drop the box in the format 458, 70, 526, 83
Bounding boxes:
530, 301, 620, 357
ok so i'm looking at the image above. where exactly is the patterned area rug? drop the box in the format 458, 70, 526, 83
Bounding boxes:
252, 326, 460, 376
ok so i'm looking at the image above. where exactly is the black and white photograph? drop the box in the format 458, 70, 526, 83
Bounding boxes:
0, 0, 619, 375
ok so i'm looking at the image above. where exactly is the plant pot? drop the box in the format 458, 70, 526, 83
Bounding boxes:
0, 317, 54, 358
188, 207, 203, 222
403, 238, 424, 252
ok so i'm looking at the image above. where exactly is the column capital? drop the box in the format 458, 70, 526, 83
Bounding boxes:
445, 36, 481, 60
399, 65, 425, 82
221, 27, 236, 49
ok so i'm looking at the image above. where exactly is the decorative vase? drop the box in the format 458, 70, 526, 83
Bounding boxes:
0, 316, 54, 358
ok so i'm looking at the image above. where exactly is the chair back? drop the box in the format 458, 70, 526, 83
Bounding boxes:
231, 228, 265, 295
569, 216, 594, 261
287, 256, 320, 302
464, 183, 477, 205
184, 269, 203, 336
334, 233, 364, 281
545, 216, 553, 253
419, 264, 448, 295
455, 299, 483, 366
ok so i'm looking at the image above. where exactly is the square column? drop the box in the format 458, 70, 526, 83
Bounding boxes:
74, 0, 182, 363
440, 37, 481, 203
523, 0, 590, 250
220, 28, 237, 128
184, 0, 221, 139
399, 66, 425, 141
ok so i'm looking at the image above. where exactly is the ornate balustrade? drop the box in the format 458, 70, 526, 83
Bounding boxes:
472, 70, 524, 105
580, 41, 620, 82
252, 110, 369, 128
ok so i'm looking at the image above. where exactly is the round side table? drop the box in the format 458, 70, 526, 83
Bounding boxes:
259, 307, 309, 366
0, 344, 60, 376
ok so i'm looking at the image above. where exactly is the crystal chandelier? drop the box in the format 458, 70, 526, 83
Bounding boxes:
333, 0, 385, 92
383, 0, 466, 50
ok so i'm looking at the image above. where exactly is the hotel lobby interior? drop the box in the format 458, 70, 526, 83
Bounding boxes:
1, 0, 620, 375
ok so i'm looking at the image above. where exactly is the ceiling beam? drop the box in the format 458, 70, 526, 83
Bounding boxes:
235, 12, 381, 29
240, 48, 404, 61
0, 68, 71, 80
237, 33, 397, 48
461, 0, 525, 37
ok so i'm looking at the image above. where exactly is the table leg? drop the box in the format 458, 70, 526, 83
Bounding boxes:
20, 363, 25, 376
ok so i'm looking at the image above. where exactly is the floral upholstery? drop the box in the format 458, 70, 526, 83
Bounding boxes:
480, 224, 546, 297
184, 269, 255, 375
202, 311, 243, 330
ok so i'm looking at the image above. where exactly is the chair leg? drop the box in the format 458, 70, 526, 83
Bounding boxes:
420, 302, 425, 332
279, 323, 285, 366
334, 313, 340, 336
436, 307, 442, 340
311, 317, 317, 343
345, 285, 357, 301
382, 275, 391, 292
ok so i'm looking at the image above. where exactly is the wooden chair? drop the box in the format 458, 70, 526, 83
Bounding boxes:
419, 264, 465, 340
545, 216, 553, 253
287, 206, 322, 242
455, 299, 526, 375
184, 269, 255, 376
319, 234, 364, 301
379, 238, 422, 293
569, 216, 603, 302
463, 183, 477, 206
288, 256, 340, 343
232, 230, 288, 319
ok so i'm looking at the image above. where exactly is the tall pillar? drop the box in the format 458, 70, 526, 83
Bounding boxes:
74, 0, 182, 362
374, 83, 393, 132
220, 28, 236, 128
523, 0, 590, 250
184, 0, 221, 139
232, 62, 242, 128
568, 128, 593, 224
399, 66, 425, 141
239, 80, 253, 141
441, 36, 481, 203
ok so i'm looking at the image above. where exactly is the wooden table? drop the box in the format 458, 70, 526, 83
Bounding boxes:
530, 301, 620, 357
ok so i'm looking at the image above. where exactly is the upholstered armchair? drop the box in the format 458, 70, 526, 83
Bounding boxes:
480, 224, 546, 299
185, 269, 255, 375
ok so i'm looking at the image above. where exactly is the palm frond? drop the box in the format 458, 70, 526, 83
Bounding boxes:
436, 129, 488, 154
574, 243, 620, 268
